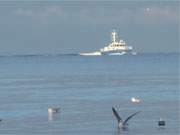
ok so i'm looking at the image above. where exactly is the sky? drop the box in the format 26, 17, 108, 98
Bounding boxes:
0, 1, 179, 55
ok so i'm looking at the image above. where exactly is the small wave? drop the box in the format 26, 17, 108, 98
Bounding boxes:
0, 53, 79, 58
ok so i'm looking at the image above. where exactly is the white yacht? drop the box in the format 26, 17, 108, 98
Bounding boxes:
79, 30, 136, 56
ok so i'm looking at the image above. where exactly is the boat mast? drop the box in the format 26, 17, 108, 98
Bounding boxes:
112, 30, 117, 43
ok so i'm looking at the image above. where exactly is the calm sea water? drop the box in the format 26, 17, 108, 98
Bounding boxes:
0, 53, 179, 135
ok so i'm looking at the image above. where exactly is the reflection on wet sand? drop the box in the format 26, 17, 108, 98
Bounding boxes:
48, 112, 60, 121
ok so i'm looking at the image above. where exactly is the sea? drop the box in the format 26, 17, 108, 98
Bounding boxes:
0, 53, 179, 135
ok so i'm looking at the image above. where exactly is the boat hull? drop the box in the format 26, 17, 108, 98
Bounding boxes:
79, 51, 101, 56
101, 50, 132, 55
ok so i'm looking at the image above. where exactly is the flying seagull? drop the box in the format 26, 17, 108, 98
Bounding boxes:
112, 107, 141, 128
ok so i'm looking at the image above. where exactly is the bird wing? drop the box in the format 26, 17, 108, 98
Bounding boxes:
112, 107, 122, 122
123, 111, 141, 125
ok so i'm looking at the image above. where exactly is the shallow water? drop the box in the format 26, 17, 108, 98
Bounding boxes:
0, 53, 179, 134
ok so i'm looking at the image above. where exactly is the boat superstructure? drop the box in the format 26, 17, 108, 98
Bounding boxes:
100, 30, 133, 55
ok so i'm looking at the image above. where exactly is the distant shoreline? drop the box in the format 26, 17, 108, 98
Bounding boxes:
0, 52, 179, 57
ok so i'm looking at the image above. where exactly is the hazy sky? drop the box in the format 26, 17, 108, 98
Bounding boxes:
0, 1, 179, 55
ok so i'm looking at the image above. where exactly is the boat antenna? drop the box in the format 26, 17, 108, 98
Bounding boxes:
112, 30, 117, 43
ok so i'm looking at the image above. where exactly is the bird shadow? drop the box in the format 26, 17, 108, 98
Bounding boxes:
114, 127, 129, 135
48, 113, 61, 121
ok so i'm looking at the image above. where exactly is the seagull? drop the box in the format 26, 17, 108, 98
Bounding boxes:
48, 107, 60, 114
112, 107, 141, 129
131, 97, 141, 103
158, 118, 165, 126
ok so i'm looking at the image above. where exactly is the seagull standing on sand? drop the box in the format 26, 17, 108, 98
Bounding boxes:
158, 118, 165, 126
112, 107, 141, 129
48, 107, 60, 121
48, 107, 60, 114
